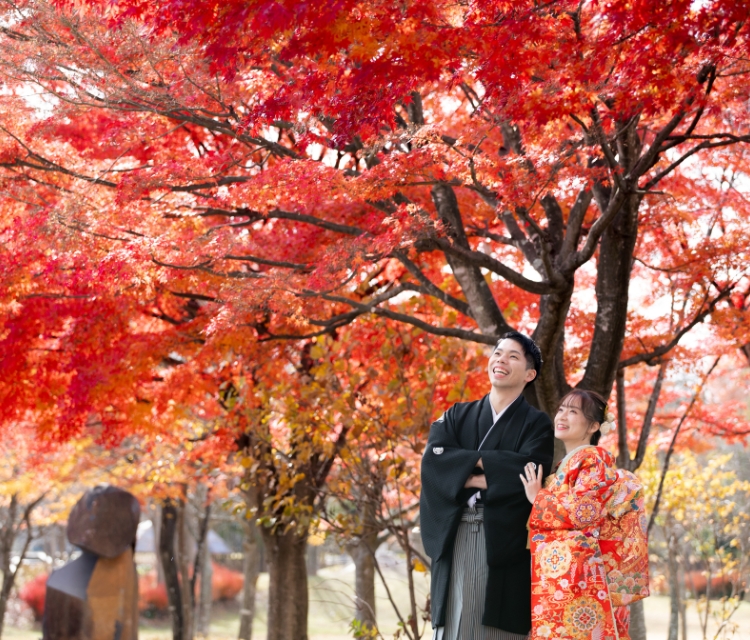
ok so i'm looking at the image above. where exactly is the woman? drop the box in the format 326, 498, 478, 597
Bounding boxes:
519, 390, 648, 640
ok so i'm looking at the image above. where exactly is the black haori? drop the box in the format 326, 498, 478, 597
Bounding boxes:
420, 395, 554, 635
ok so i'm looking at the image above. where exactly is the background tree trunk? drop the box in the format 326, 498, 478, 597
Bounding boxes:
667, 529, 680, 640
0, 494, 40, 639
177, 500, 194, 640
194, 484, 212, 638
346, 531, 381, 632
153, 504, 166, 585
196, 534, 212, 637
261, 527, 309, 640
306, 545, 318, 577
159, 499, 184, 640
629, 600, 647, 640
238, 521, 260, 640
579, 197, 640, 397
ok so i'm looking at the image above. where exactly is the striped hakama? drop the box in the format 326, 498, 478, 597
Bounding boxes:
434, 507, 529, 640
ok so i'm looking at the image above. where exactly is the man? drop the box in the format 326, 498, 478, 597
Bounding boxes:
420, 331, 555, 640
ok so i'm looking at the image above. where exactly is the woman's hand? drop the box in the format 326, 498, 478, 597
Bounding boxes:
519, 462, 542, 504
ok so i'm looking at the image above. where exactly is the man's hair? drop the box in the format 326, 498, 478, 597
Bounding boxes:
495, 330, 543, 384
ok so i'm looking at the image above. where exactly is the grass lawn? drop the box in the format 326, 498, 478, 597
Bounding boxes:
5, 564, 750, 639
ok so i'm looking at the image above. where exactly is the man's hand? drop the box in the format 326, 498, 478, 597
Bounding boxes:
519, 462, 542, 504
464, 474, 488, 490
475, 457, 484, 469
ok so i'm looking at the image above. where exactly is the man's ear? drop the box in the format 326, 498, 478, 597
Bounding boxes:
525, 368, 537, 383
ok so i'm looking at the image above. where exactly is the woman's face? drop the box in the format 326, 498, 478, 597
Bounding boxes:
554, 396, 599, 450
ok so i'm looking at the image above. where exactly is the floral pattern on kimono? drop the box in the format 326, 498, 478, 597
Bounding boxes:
599, 469, 650, 608
529, 446, 624, 640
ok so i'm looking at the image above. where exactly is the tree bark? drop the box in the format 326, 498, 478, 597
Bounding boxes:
533, 285, 574, 415
580, 195, 641, 397
261, 526, 309, 640
196, 533, 212, 637
193, 485, 212, 638
238, 521, 260, 640
431, 183, 509, 339
667, 529, 680, 640
177, 499, 194, 640
306, 544, 318, 576
346, 532, 380, 632
159, 499, 184, 640
153, 504, 166, 585
0, 494, 40, 639
629, 600, 647, 640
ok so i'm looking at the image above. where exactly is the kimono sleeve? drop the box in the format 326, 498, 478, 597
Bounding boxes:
530, 450, 618, 532
419, 406, 481, 560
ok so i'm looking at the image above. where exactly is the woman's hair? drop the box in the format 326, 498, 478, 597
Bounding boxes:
557, 389, 607, 446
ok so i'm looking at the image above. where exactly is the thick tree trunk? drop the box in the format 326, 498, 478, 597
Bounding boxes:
261, 527, 309, 640
533, 286, 574, 414
629, 600, 647, 640
238, 522, 260, 640
580, 195, 641, 397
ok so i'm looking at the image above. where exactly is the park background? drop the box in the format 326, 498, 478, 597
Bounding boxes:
1, 1, 750, 639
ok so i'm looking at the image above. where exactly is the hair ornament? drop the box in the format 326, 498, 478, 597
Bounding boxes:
600, 405, 616, 435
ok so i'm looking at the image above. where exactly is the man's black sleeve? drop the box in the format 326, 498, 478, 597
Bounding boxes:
419, 406, 479, 561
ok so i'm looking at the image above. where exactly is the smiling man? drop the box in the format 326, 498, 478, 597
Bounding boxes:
420, 330, 554, 640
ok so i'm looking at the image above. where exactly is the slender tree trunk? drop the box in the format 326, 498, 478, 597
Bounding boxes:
306, 545, 319, 576
196, 536, 212, 637
238, 522, 260, 640
679, 568, 688, 640
667, 530, 680, 640
261, 527, 309, 640
0, 495, 19, 640
347, 532, 380, 631
159, 499, 184, 640
153, 503, 166, 585
177, 499, 194, 640
0, 572, 15, 640
193, 484, 212, 638
0, 494, 42, 639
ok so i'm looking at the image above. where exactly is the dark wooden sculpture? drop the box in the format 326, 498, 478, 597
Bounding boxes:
44, 486, 140, 640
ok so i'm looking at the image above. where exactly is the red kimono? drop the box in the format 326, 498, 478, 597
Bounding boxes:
529, 446, 648, 640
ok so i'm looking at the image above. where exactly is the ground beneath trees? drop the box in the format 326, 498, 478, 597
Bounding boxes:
5, 566, 749, 639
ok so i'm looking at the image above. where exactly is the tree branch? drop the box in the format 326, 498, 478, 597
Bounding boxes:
432, 239, 557, 294
647, 357, 721, 533
632, 360, 668, 471
618, 288, 732, 368
318, 293, 496, 345
391, 250, 473, 317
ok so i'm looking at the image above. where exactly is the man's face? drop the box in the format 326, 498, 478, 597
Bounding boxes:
487, 338, 537, 391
